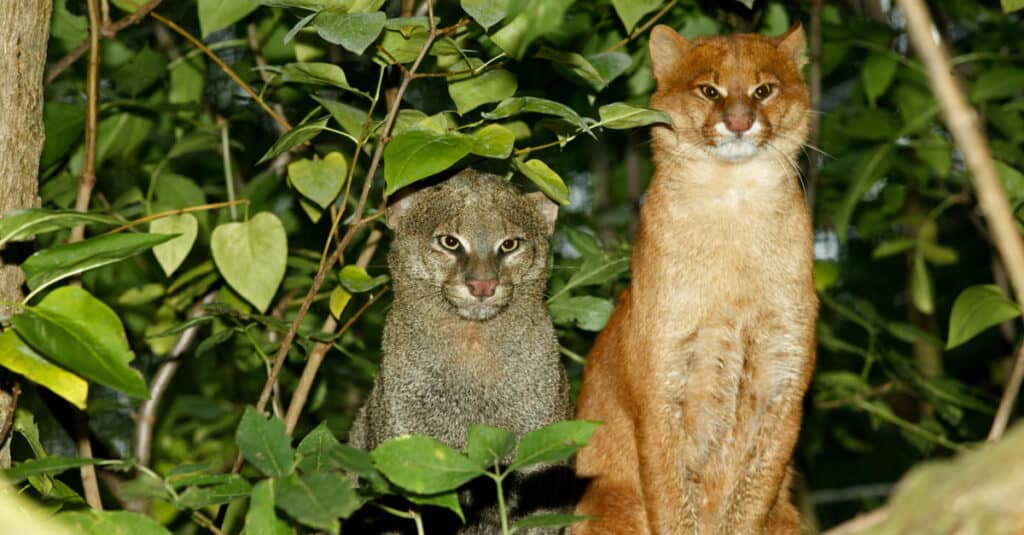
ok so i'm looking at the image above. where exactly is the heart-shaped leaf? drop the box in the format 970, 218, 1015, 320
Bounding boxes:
211, 212, 287, 312
288, 152, 348, 209
151, 214, 198, 276
315, 10, 386, 55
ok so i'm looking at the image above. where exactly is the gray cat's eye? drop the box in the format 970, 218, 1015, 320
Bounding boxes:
499, 238, 520, 253
438, 235, 462, 251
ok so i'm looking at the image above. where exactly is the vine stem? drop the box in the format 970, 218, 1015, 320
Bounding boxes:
897, 0, 1024, 442
106, 200, 248, 234
231, 1, 443, 477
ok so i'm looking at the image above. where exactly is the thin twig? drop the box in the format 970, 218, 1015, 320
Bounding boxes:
898, 0, 1024, 440
135, 293, 216, 469
77, 411, 102, 510
806, 0, 823, 213
284, 230, 385, 434
988, 342, 1024, 442
148, 11, 292, 131
231, 1, 444, 477
69, 0, 102, 245
45, 0, 164, 84
107, 200, 247, 234
217, 117, 238, 221
606, 0, 680, 53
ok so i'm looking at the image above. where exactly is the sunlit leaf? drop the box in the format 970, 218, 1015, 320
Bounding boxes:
59, 510, 172, 535
448, 59, 518, 115
151, 214, 198, 277
211, 213, 288, 312
338, 265, 389, 293
198, 0, 258, 37
611, 0, 662, 31
288, 152, 348, 209
0, 209, 119, 248
383, 129, 475, 195
371, 435, 484, 494
598, 102, 672, 130
0, 330, 88, 409
510, 420, 600, 472
946, 285, 1021, 349
548, 295, 614, 331
470, 124, 515, 159
315, 10, 386, 55
12, 286, 149, 398
513, 158, 570, 206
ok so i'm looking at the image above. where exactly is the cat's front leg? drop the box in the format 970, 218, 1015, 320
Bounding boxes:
717, 327, 814, 534
636, 401, 696, 535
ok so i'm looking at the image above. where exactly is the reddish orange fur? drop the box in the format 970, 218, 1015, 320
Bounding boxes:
574, 24, 817, 535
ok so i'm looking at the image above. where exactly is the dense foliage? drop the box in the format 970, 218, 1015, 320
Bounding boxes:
1, 0, 1023, 532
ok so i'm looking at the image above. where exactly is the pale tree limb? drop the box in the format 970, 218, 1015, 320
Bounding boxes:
989, 341, 1024, 442
897, 0, 1024, 443
284, 229, 385, 434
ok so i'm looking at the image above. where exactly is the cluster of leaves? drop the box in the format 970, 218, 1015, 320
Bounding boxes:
2, 0, 1023, 532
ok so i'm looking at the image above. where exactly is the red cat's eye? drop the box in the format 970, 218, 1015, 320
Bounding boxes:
699, 85, 721, 100
752, 84, 774, 101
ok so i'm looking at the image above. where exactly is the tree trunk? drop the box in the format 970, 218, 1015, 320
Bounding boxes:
0, 0, 52, 467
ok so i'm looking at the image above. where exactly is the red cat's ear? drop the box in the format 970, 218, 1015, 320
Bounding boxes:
774, 22, 807, 69
524, 191, 559, 235
649, 25, 692, 82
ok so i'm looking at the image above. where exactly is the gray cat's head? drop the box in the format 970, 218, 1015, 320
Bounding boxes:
386, 169, 558, 321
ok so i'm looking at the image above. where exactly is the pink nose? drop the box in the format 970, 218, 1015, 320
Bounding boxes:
466, 279, 498, 298
724, 113, 754, 133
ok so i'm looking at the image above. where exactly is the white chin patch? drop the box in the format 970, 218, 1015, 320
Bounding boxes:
713, 139, 759, 161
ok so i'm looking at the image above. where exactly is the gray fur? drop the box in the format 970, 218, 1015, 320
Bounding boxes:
349, 169, 571, 534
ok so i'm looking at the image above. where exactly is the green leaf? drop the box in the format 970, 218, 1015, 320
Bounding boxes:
535, 47, 608, 92
21, 232, 175, 298
177, 476, 253, 508
510, 420, 601, 472
448, 59, 519, 115
407, 490, 464, 522
288, 152, 348, 209
946, 284, 1021, 349
281, 63, 353, 91
296, 423, 343, 474
996, 160, 1024, 205
51, 0, 88, 52
862, 53, 898, 107
548, 295, 614, 331
383, 129, 475, 195
2, 456, 104, 484
198, 0, 258, 37
513, 513, 593, 530
611, 0, 661, 31
258, 116, 330, 164
275, 472, 361, 532
471, 124, 516, 159
244, 480, 295, 535
236, 406, 295, 478
169, 55, 206, 104
489, 0, 574, 59
911, 255, 934, 315
0, 330, 88, 409
329, 287, 352, 319
315, 10, 386, 55
371, 435, 485, 494
588, 52, 633, 88
871, 238, 916, 259
338, 265, 389, 293
0, 209, 119, 248
553, 254, 630, 299
835, 145, 894, 241
12, 286, 149, 398
1003, 0, 1024, 12
513, 158, 570, 206
151, 214, 198, 277
59, 510, 173, 535
914, 132, 952, 178
111, 46, 167, 96
41, 102, 85, 168
970, 66, 1024, 102
460, 0, 510, 29
598, 102, 672, 130
315, 96, 368, 140
211, 212, 288, 312
484, 96, 588, 132
466, 424, 516, 468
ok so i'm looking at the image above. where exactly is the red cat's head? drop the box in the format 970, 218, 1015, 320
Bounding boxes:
648, 24, 809, 164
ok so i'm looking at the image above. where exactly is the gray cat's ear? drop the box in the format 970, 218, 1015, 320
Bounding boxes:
386, 190, 418, 230
775, 22, 807, 70
524, 192, 559, 236
649, 25, 691, 83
